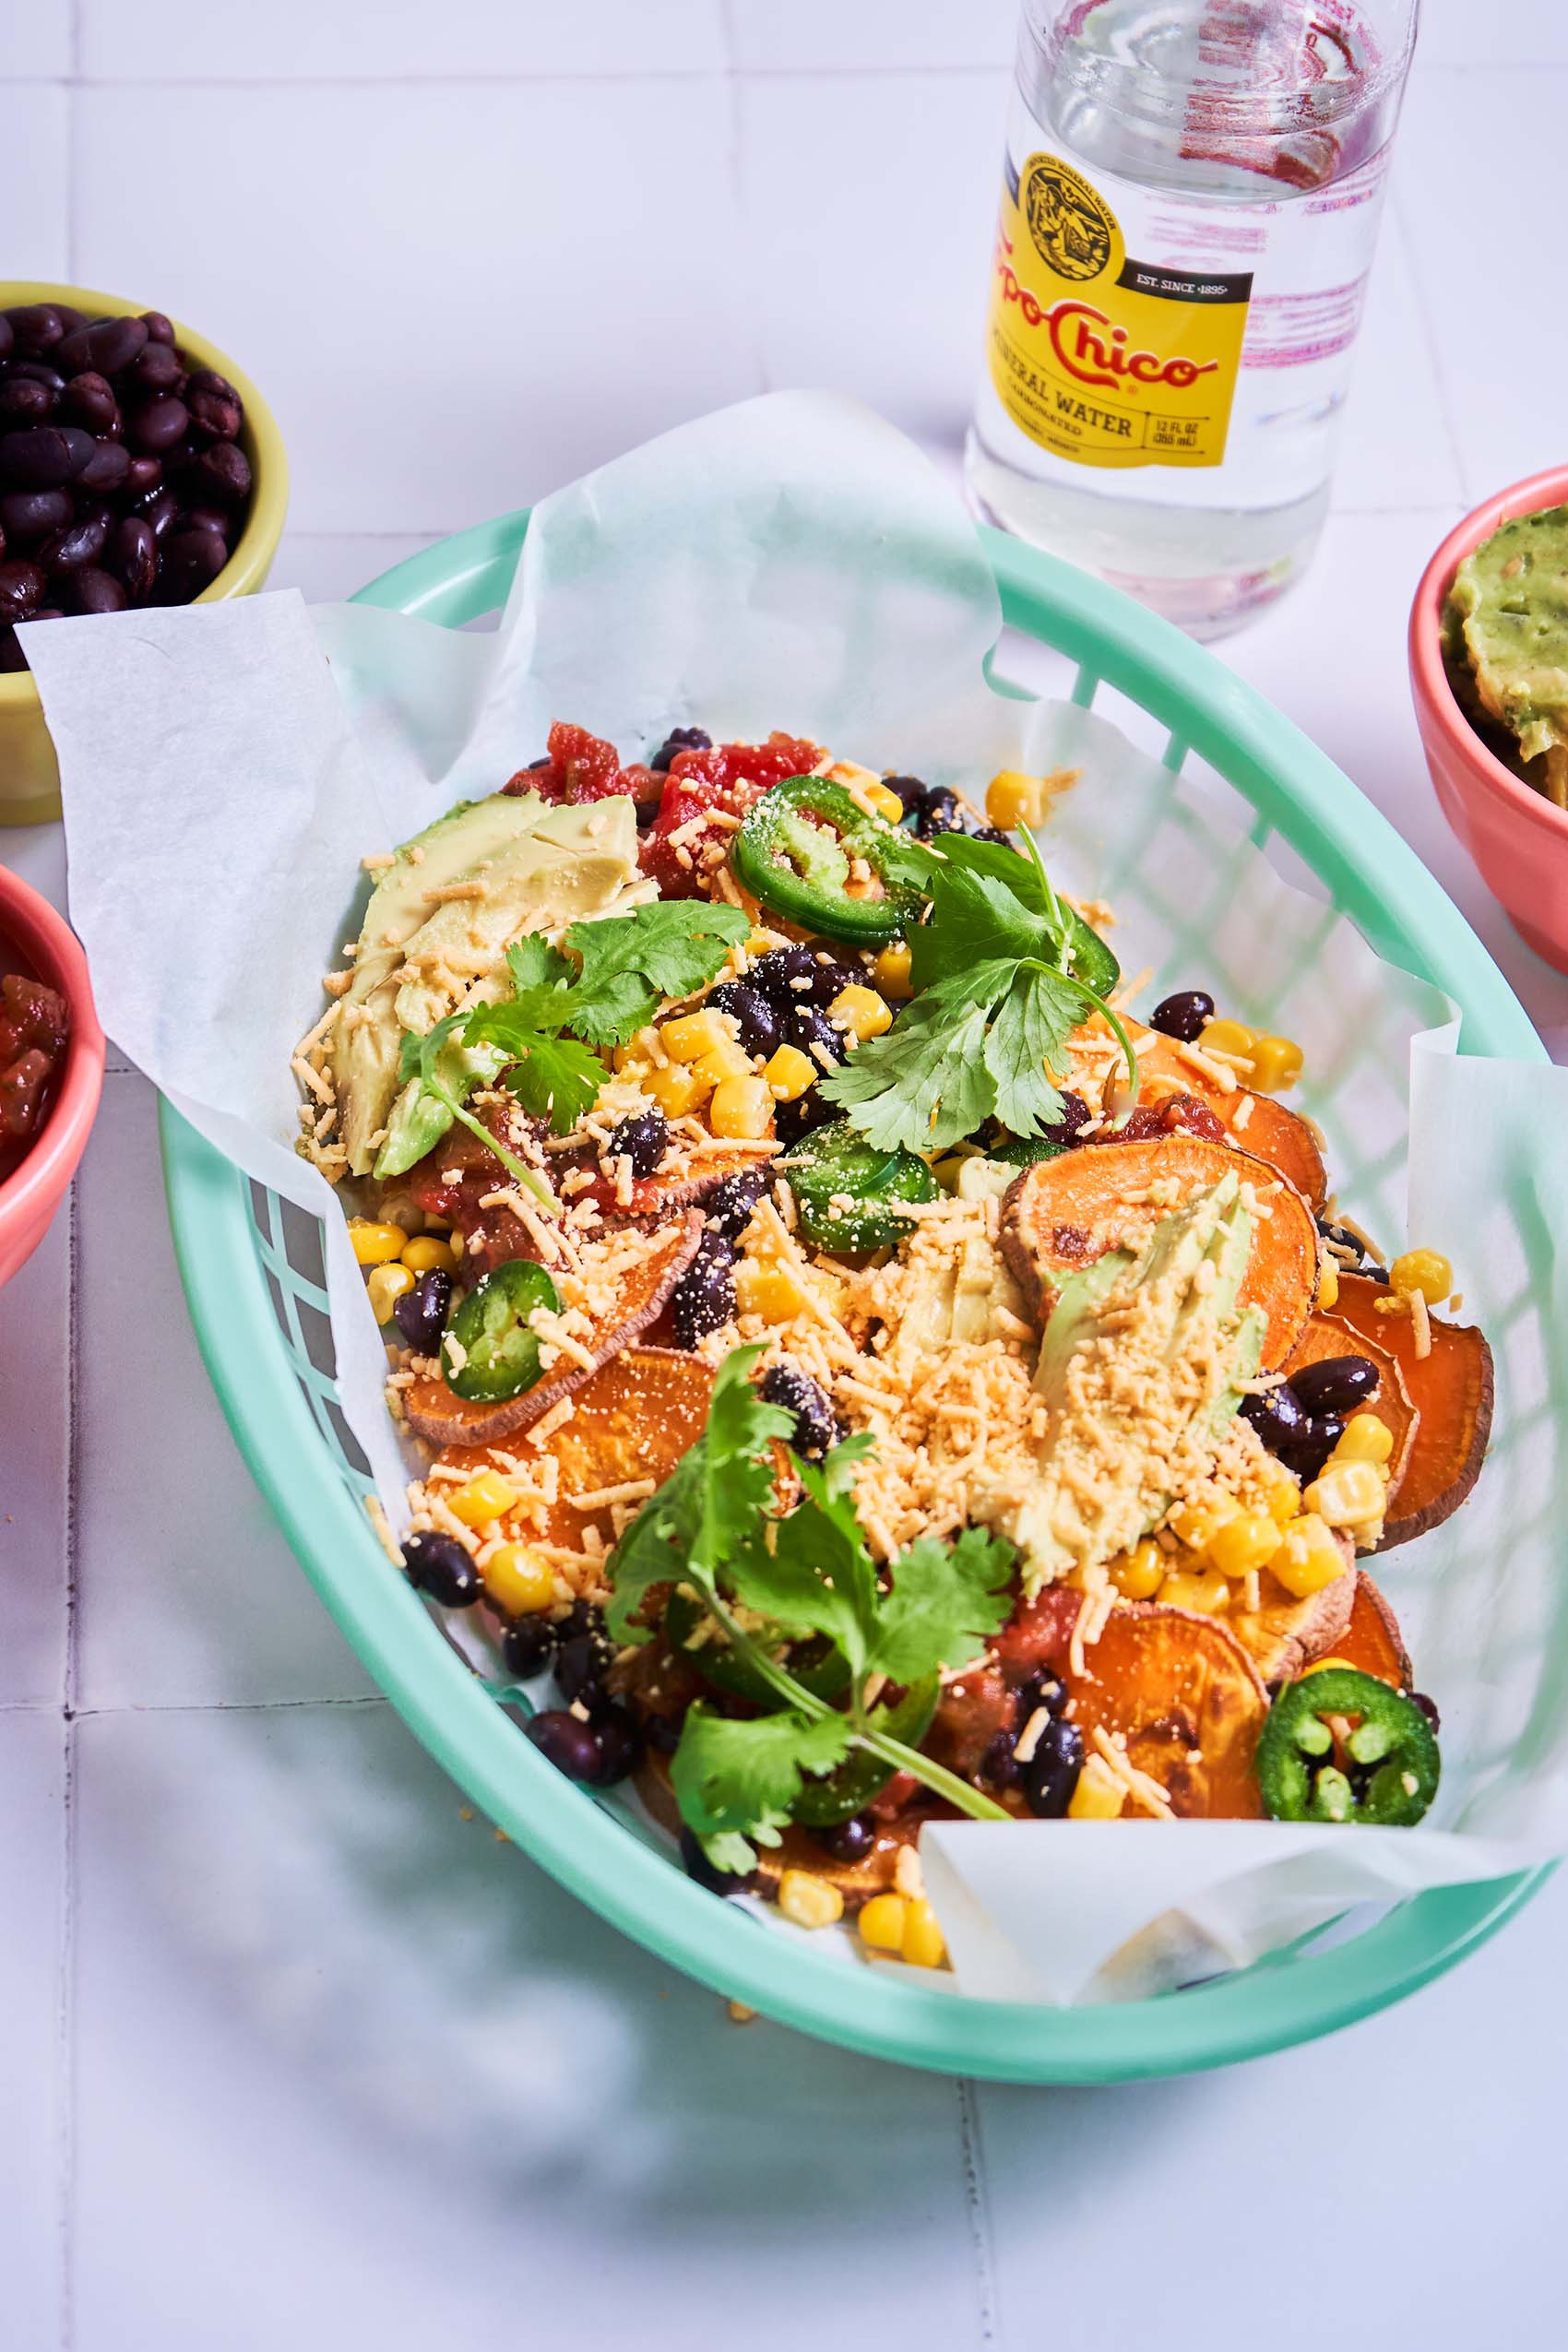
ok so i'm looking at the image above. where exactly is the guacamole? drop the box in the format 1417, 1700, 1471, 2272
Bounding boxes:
1445, 505, 1568, 807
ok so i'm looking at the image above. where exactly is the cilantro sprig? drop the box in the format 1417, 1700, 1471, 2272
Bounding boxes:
819, 827, 1138, 1153
396, 899, 750, 1205
610, 1348, 1014, 1868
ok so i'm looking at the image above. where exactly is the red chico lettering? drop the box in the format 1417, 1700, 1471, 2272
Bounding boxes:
1046, 298, 1216, 392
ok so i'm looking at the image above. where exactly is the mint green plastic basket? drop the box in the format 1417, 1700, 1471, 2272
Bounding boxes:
160, 513, 1551, 2082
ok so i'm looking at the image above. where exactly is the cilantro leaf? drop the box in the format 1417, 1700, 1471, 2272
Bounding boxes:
726, 1438, 881, 1677
818, 981, 999, 1152
564, 900, 749, 1046
499, 1030, 606, 1134
862, 1527, 1016, 1685
908, 866, 1043, 994
983, 965, 1078, 1138
392, 1010, 555, 1204
671, 1704, 852, 1859
606, 1347, 790, 1645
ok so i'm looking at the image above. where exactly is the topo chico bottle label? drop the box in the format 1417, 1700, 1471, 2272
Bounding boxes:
986, 149, 1253, 471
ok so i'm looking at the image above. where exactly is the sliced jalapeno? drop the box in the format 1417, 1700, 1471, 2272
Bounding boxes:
731, 775, 931, 945
441, 1257, 560, 1401
790, 1678, 940, 1827
1255, 1667, 1440, 1825
783, 1116, 938, 1251
664, 1589, 850, 1705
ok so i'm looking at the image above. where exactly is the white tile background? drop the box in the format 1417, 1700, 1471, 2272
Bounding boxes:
5, 4, 1568, 2346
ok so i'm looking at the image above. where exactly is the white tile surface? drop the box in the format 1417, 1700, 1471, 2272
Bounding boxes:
269, 530, 437, 606
730, 0, 1016, 73
1420, 1, 1561, 67
73, 76, 758, 534
1, 0, 72, 79
0, 1713, 65, 2352
70, 1705, 980, 2352
739, 70, 1008, 440
0, 1203, 69, 1705
73, 1076, 375, 1708
0, 82, 69, 281
77, 0, 728, 80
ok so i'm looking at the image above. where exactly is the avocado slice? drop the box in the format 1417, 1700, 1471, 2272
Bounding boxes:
1009, 1175, 1262, 1589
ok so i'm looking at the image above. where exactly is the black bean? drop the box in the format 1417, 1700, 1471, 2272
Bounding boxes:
76, 437, 131, 493
0, 425, 95, 488
1411, 1692, 1441, 1732
588, 1704, 643, 1788
126, 339, 184, 395
38, 514, 108, 573
0, 488, 73, 542
402, 1529, 482, 1607
969, 825, 1016, 849
915, 785, 962, 837
127, 394, 190, 455
805, 955, 861, 1008
187, 384, 243, 441
981, 1729, 1023, 1791
139, 310, 177, 347
607, 1108, 667, 1179
0, 628, 25, 673
185, 366, 238, 402
123, 454, 162, 498
1278, 1416, 1345, 1485
70, 566, 127, 617
0, 379, 57, 426
643, 1710, 683, 1755
760, 1360, 840, 1459
4, 304, 65, 354
1150, 989, 1216, 1043
554, 1629, 614, 1710
782, 1003, 847, 1066
672, 1228, 736, 1348
1290, 1355, 1380, 1417
59, 371, 120, 436
773, 1089, 835, 1150
1016, 1671, 1069, 1721
749, 944, 820, 1005
525, 1710, 603, 1783
704, 979, 779, 1058
186, 437, 251, 505
57, 314, 149, 378
813, 1814, 875, 1863
0, 559, 46, 623
1024, 1717, 1084, 1818
882, 774, 930, 816
1241, 1379, 1310, 1453
137, 487, 181, 540
649, 724, 711, 773
704, 1167, 766, 1241
500, 1615, 558, 1677
392, 1266, 453, 1356
680, 1824, 752, 1893
156, 526, 228, 601
183, 502, 232, 545
0, 314, 11, 363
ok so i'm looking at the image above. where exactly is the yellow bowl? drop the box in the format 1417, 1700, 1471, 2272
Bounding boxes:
0, 281, 289, 825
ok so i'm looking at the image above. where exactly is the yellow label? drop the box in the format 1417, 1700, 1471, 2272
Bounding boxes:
987, 150, 1251, 470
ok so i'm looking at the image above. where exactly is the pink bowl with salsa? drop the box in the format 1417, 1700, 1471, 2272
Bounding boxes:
0, 862, 104, 1286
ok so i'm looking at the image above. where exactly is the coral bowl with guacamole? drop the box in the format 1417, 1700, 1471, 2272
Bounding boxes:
1410, 463, 1568, 975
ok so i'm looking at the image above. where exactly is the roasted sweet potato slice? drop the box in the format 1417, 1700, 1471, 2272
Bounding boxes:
438, 1345, 714, 1564
1315, 1272, 1494, 1548
1284, 1310, 1419, 1492
1132, 1028, 1327, 1210
402, 1213, 705, 1446
1228, 1550, 1355, 1683
1000, 1134, 1318, 1368
1063, 1605, 1270, 1818
564, 1144, 777, 1226
1331, 1573, 1412, 1688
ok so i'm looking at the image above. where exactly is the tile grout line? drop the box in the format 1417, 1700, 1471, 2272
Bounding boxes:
1385, 188, 1470, 507
717, 0, 770, 398
955, 2078, 1000, 2347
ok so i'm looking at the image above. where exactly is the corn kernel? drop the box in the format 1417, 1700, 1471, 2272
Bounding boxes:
863, 779, 907, 824
1109, 1538, 1166, 1600
1390, 1247, 1453, 1303
1301, 1655, 1360, 1677
447, 1228, 464, 1262
449, 1467, 521, 1527
1196, 1018, 1256, 1071
1206, 1510, 1283, 1581
902, 1897, 947, 1970
401, 1233, 457, 1277
1271, 1512, 1346, 1598
366, 1262, 415, 1324
763, 1043, 816, 1102
348, 1218, 408, 1266
1335, 1412, 1394, 1467
1248, 1035, 1303, 1093
858, 1893, 909, 1953
1317, 1256, 1339, 1311
644, 1060, 708, 1118
708, 1075, 774, 1140
1167, 1498, 1240, 1554
694, 1039, 754, 1093
986, 768, 1049, 832
660, 1006, 732, 1063
736, 1258, 811, 1323
777, 1870, 844, 1930
1068, 1753, 1127, 1820
873, 941, 913, 1000
830, 983, 893, 1042
1263, 1462, 1302, 1526
483, 1543, 554, 1618
1159, 1567, 1230, 1615
611, 1039, 648, 1075
1303, 1459, 1385, 1529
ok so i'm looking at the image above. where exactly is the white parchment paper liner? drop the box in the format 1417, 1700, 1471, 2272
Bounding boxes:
28, 393, 1568, 2006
